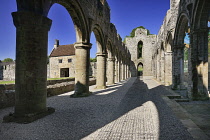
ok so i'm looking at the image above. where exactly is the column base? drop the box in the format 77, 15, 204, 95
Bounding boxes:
107, 82, 114, 85
70, 91, 92, 98
96, 86, 106, 89
3, 107, 55, 124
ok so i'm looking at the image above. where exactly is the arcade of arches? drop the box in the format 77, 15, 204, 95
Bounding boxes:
3, 0, 210, 123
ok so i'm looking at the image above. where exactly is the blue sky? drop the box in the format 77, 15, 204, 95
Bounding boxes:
0, 0, 171, 60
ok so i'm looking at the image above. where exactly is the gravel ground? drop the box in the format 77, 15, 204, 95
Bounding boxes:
0, 77, 193, 140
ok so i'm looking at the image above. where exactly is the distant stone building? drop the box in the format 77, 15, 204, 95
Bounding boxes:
49, 40, 96, 78
0, 61, 15, 81
125, 28, 156, 77
49, 40, 76, 78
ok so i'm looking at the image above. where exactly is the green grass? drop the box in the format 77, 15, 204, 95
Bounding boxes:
0, 81, 15, 84
138, 67, 143, 72
47, 77, 74, 80
0, 77, 75, 85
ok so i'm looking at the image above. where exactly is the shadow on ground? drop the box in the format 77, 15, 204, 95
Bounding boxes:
0, 77, 194, 140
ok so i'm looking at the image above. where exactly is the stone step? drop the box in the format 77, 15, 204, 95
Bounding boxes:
167, 95, 182, 99
175, 98, 190, 102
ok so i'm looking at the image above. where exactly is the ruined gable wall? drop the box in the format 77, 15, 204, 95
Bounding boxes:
126, 28, 157, 76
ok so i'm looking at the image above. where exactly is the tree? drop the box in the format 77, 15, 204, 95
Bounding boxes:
123, 26, 153, 41
2, 58, 13, 62
90, 57, 97, 62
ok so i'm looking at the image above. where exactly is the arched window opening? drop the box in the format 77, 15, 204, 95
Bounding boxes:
137, 63, 143, 76
137, 41, 143, 59
48, 4, 76, 79
184, 32, 190, 73
183, 26, 190, 86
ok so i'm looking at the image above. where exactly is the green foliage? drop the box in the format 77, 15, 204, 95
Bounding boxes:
130, 26, 145, 37
184, 47, 188, 61
2, 58, 13, 62
90, 57, 97, 62
0, 81, 15, 84
123, 36, 130, 43
138, 67, 143, 72
138, 42, 143, 58
123, 26, 153, 41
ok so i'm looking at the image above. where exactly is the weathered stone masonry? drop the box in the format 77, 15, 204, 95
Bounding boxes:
3, 0, 131, 123
125, 28, 156, 77
152, 0, 210, 100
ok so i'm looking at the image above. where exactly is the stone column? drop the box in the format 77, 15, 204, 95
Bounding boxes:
164, 52, 173, 86
125, 64, 127, 79
72, 43, 92, 97
123, 63, 126, 80
96, 53, 107, 89
118, 61, 121, 81
115, 60, 119, 83
4, 11, 54, 123
160, 57, 165, 84
107, 57, 115, 85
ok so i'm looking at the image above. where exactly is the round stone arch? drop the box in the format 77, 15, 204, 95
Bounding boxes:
10, 0, 91, 122
106, 40, 114, 58
92, 24, 106, 54
165, 32, 173, 52
164, 32, 173, 85
173, 12, 191, 92
47, 0, 89, 43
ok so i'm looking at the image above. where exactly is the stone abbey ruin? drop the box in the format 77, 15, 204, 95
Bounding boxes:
0, 0, 210, 126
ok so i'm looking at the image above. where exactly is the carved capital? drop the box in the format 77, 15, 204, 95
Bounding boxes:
96, 52, 107, 57
12, 11, 52, 31
74, 42, 92, 49
107, 57, 115, 61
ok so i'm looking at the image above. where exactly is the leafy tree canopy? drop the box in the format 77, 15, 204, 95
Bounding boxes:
124, 26, 153, 42
90, 57, 97, 62
2, 58, 14, 62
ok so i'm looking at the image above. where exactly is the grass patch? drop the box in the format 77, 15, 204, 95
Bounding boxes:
47, 77, 74, 80
0, 81, 15, 84
0, 77, 75, 84
138, 67, 143, 72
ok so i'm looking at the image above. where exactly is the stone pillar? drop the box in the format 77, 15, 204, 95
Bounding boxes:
107, 58, 115, 85
125, 64, 127, 79
115, 60, 119, 83
191, 29, 209, 100
4, 12, 54, 123
72, 43, 92, 97
164, 52, 173, 86
160, 57, 165, 84
96, 53, 107, 89
119, 61, 121, 81
121, 63, 123, 80
121, 63, 124, 80
124, 63, 126, 80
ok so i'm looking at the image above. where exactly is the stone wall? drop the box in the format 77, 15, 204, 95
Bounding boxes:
49, 56, 76, 78
0, 78, 96, 109
125, 28, 156, 77
0, 62, 50, 80
0, 62, 15, 81
0, 60, 97, 80
90, 62, 97, 77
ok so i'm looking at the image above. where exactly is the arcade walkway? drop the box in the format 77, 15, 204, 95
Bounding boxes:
0, 77, 204, 140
